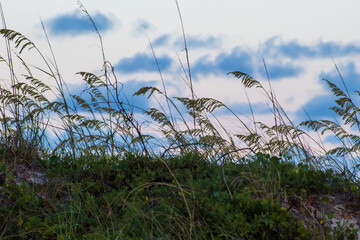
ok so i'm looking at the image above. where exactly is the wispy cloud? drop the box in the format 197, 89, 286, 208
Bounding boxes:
296, 61, 360, 120
222, 102, 273, 116
47, 10, 113, 36
152, 34, 170, 47
262, 36, 360, 59
114, 53, 172, 73
191, 47, 254, 77
133, 19, 153, 35
258, 62, 303, 80
175, 35, 222, 49
296, 93, 337, 119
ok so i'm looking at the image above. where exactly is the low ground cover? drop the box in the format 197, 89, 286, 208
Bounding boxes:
1, 151, 359, 239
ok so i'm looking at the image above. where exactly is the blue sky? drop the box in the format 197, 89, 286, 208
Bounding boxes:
1, 0, 360, 145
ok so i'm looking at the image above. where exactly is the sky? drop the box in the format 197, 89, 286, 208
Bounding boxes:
1, 0, 360, 148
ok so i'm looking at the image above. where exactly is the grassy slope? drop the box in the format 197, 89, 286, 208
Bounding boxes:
1, 150, 359, 239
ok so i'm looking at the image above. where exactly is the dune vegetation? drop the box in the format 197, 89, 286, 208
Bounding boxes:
1, 1, 360, 239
